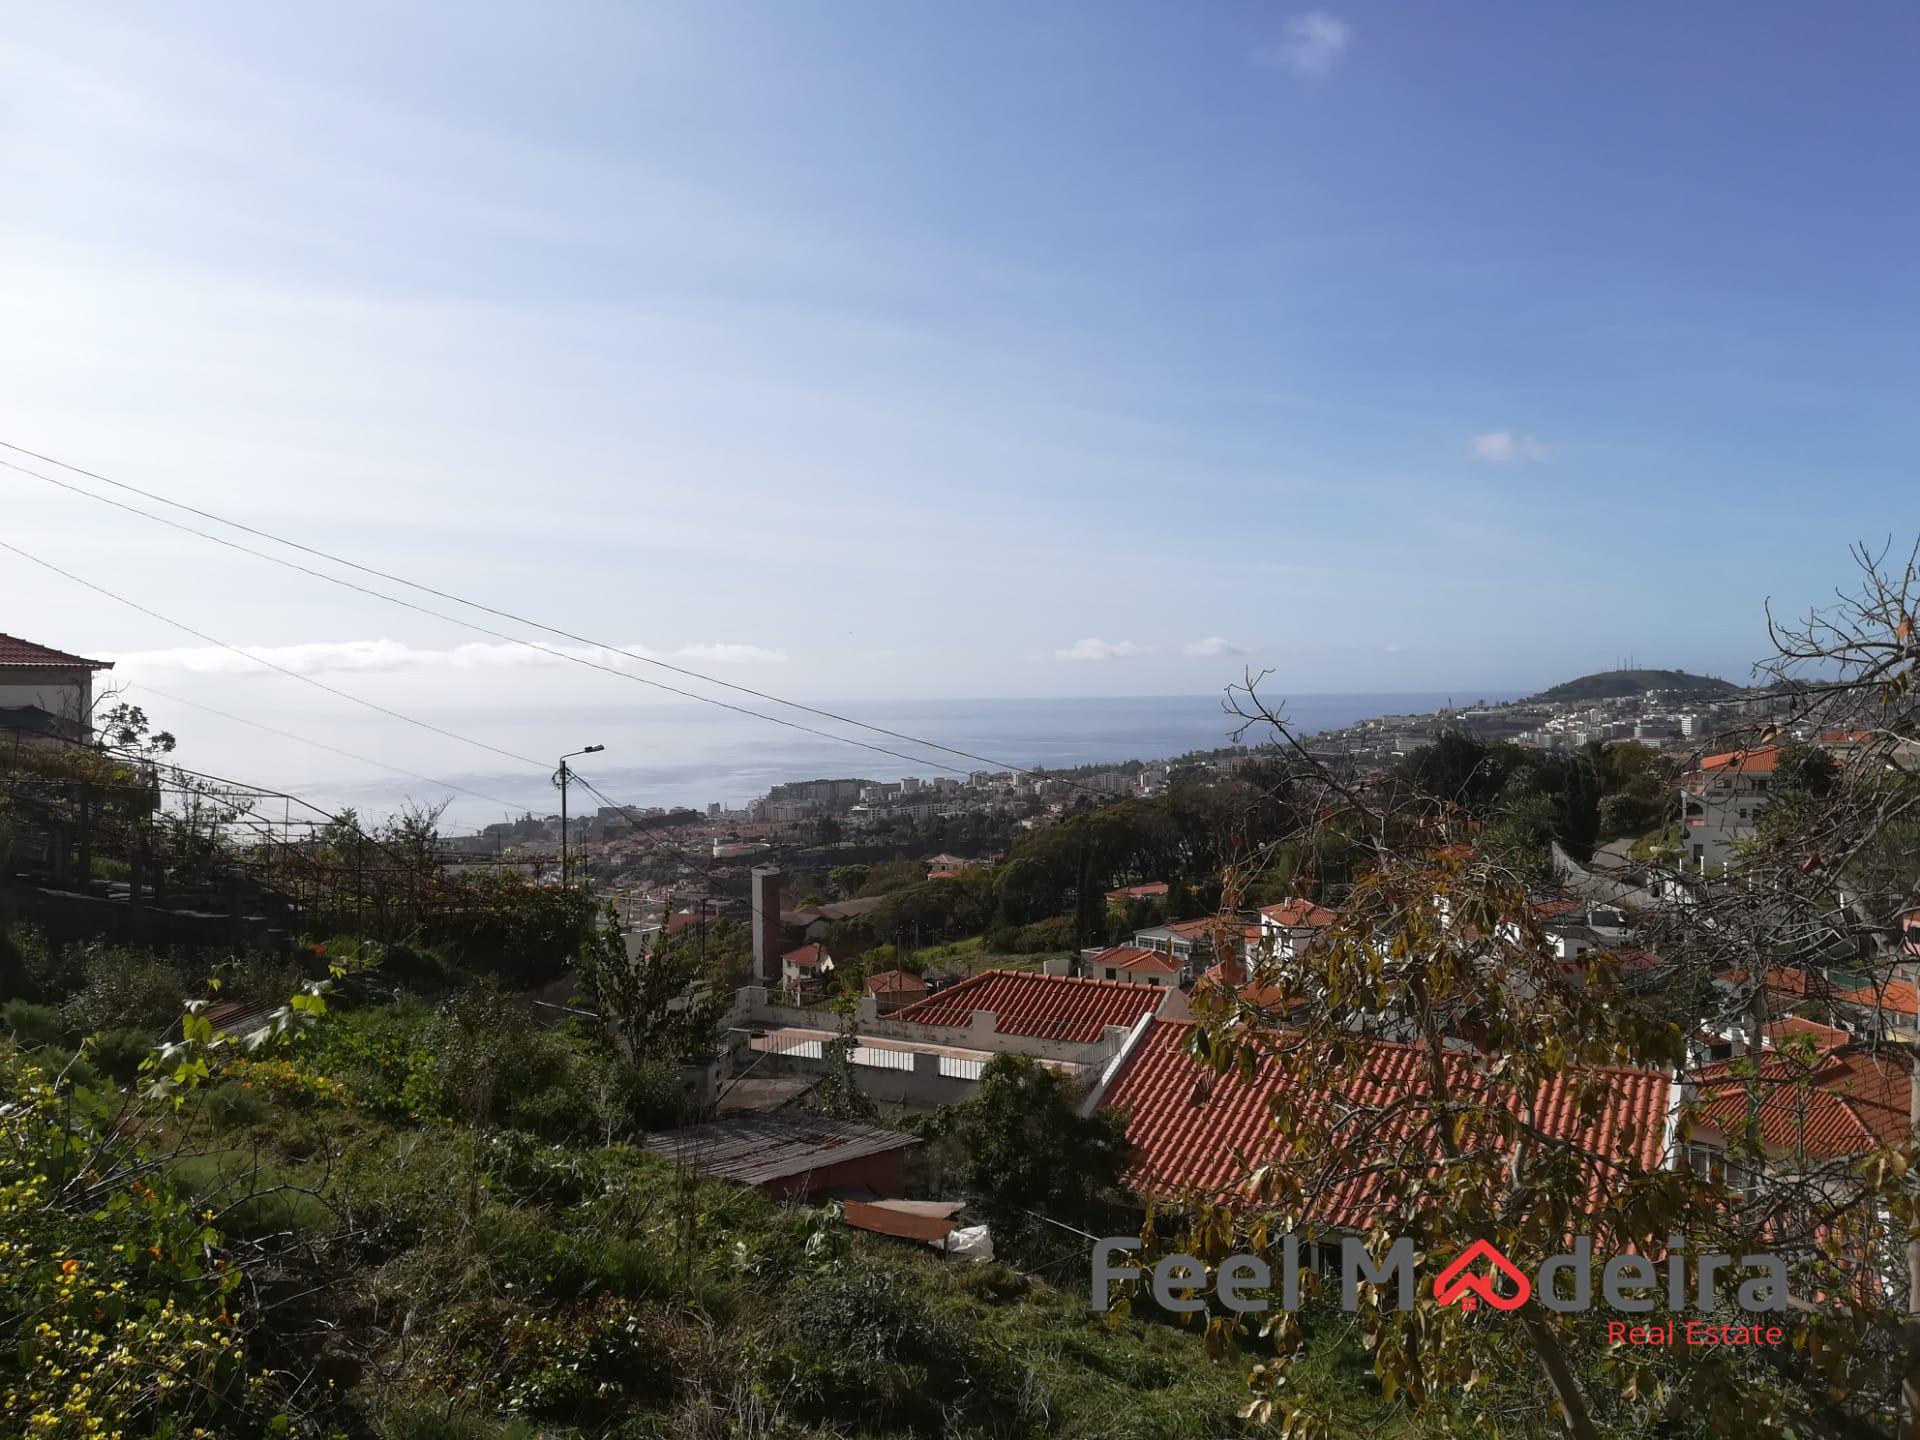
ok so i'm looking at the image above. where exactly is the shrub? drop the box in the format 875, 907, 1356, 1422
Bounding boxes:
60, 943, 187, 1035
2, 998, 64, 1046
170, 1153, 334, 1240
473, 1205, 595, 1299
87, 1026, 156, 1082
378, 1405, 537, 1440
1013, 915, 1078, 952
778, 1264, 1021, 1432
202, 1080, 269, 1131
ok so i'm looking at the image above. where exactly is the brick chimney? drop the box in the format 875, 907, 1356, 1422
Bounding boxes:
750, 865, 782, 983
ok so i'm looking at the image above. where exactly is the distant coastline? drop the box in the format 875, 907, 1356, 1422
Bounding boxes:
301, 690, 1514, 829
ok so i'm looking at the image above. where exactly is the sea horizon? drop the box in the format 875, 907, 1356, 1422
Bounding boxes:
276, 689, 1514, 832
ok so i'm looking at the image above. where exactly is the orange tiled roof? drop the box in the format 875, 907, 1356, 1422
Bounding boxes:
1089, 945, 1181, 976
1694, 1046, 1909, 1159
1764, 1016, 1851, 1052
1194, 958, 1298, 1012
1106, 881, 1170, 901
891, 970, 1162, 1042
1836, 978, 1920, 1016
865, 968, 929, 997
1714, 966, 1832, 1001
1698, 745, 1783, 775
1260, 899, 1336, 928
1100, 1019, 1671, 1224
782, 943, 831, 970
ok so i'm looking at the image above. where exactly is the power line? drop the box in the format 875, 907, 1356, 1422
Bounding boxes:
120, 678, 529, 812
3, 453, 980, 780
0, 440, 1103, 788
0, 536, 548, 772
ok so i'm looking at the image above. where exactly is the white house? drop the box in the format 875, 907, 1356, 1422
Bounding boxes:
0, 633, 114, 744
1679, 745, 1780, 873
781, 943, 834, 996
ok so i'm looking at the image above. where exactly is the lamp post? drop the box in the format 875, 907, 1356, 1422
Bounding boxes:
555, 745, 604, 888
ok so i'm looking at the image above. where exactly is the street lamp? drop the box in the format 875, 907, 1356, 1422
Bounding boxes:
555, 744, 605, 888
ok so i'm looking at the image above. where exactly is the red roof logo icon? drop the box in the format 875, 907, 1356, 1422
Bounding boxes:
1434, 1239, 1532, 1312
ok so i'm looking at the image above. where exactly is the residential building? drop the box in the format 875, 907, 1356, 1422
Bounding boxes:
0, 633, 114, 744
1257, 898, 1336, 957
1090, 1018, 1675, 1241
780, 942, 834, 996
1084, 945, 1181, 987
890, 969, 1166, 1045
1679, 745, 1781, 872
866, 968, 931, 1014
1131, 918, 1216, 976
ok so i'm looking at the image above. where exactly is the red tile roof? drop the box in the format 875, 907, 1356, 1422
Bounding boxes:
1764, 1016, 1851, 1052
1698, 745, 1782, 775
1100, 1019, 1672, 1225
1836, 978, 1920, 1016
1089, 945, 1181, 976
0, 634, 112, 670
1714, 966, 1832, 1002
1106, 881, 1170, 902
1194, 958, 1298, 1012
1694, 1046, 1909, 1160
891, 969, 1163, 1042
865, 968, 930, 997
783, 943, 831, 970
1260, 899, 1336, 928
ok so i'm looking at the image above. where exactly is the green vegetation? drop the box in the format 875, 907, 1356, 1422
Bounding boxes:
1528, 668, 1739, 702
1392, 733, 1678, 870
0, 945, 1396, 1439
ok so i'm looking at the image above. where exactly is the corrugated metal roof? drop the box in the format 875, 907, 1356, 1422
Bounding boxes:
643, 1113, 916, 1187
1100, 1018, 1672, 1226
891, 969, 1164, 1042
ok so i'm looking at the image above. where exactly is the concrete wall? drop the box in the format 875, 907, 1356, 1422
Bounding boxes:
734, 1032, 994, 1110
750, 866, 781, 983
723, 985, 1143, 1066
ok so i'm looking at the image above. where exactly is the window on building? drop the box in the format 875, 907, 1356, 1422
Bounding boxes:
1686, 1141, 1750, 1191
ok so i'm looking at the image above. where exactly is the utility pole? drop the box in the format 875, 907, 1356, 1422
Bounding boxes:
555, 744, 605, 888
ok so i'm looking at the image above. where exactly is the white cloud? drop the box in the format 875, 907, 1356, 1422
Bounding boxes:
672, 643, 789, 664
1469, 430, 1550, 464
1184, 637, 1248, 658
1261, 12, 1352, 78
106, 638, 788, 675
1054, 638, 1150, 662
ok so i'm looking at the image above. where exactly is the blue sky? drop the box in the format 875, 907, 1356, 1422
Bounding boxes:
3, 3, 1917, 790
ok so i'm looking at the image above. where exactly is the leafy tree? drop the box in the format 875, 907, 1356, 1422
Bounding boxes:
911, 1054, 1130, 1264
571, 904, 723, 1066
1154, 544, 1920, 1439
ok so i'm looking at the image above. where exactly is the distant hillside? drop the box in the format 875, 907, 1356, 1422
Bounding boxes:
1530, 669, 1740, 703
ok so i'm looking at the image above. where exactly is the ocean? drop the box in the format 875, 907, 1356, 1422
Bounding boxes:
299, 691, 1499, 831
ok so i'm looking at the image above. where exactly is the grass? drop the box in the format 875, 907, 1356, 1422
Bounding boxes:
217, 1022, 1395, 1436
909, 934, 1056, 975
52, 996, 1400, 1439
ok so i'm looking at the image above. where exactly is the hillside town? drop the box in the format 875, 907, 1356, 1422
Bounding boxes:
9, 569, 1920, 1440
6, 6, 1918, 1434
